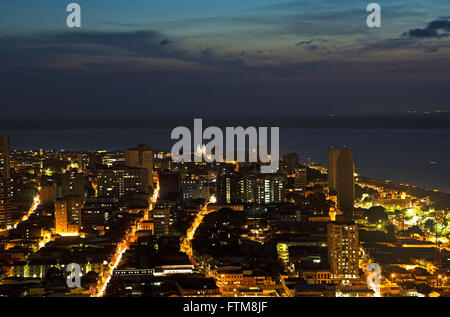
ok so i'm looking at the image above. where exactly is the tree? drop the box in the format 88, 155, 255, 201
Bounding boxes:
406, 225, 424, 237
366, 206, 388, 224
386, 223, 396, 238
44, 267, 65, 285
307, 192, 329, 214
424, 219, 436, 232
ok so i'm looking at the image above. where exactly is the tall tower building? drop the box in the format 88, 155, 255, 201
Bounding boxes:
327, 215, 359, 282
126, 144, 154, 189
54, 196, 83, 234
0, 134, 11, 180
327, 148, 339, 193
337, 149, 354, 218
328, 147, 354, 219
0, 134, 13, 229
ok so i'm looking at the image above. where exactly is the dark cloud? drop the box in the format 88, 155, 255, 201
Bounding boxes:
347, 17, 450, 55
296, 40, 312, 46
404, 18, 450, 38
295, 39, 331, 54
159, 38, 171, 46
0, 30, 268, 71
0, 30, 186, 66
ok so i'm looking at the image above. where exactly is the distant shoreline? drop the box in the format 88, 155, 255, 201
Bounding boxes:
1, 113, 450, 129
358, 176, 450, 209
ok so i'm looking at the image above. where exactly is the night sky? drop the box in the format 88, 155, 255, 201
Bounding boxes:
1, 0, 450, 120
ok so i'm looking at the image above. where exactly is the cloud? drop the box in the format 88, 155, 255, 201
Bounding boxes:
344, 17, 450, 55
404, 18, 450, 38
0, 30, 195, 70
159, 38, 172, 46
296, 40, 312, 46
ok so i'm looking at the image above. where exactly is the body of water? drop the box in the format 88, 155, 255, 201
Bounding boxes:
4, 128, 450, 192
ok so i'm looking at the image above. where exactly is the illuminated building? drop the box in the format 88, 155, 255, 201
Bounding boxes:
101, 153, 125, 167
60, 171, 85, 197
216, 173, 242, 204
13, 259, 107, 280
216, 172, 255, 204
181, 178, 210, 201
255, 174, 284, 204
216, 172, 284, 204
293, 167, 307, 191
137, 220, 154, 234
295, 283, 336, 297
161, 156, 173, 171
152, 207, 170, 236
97, 166, 149, 201
213, 266, 278, 296
0, 133, 13, 229
126, 144, 154, 189
175, 276, 222, 297
301, 270, 332, 284
327, 215, 359, 282
54, 196, 84, 234
375, 191, 412, 209
328, 147, 354, 218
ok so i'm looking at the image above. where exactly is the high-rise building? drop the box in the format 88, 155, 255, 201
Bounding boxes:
161, 157, 173, 172
328, 147, 354, 218
97, 166, 149, 201
0, 134, 13, 229
282, 153, 299, 174
152, 207, 170, 236
60, 171, 85, 197
337, 149, 354, 218
40, 183, 57, 204
126, 144, 154, 189
55, 196, 84, 234
181, 178, 210, 201
216, 171, 284, 205
216, 173, 242, 204
293, 167, 307, 192
327, 215, 359, 281
255, 174, 284, 204
0, 134, 11, 180
216, 172, 257, 204
327, 148, 340, 193
159, 171, 181, 202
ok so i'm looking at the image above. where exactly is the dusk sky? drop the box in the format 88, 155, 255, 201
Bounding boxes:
1, 0, 450, 119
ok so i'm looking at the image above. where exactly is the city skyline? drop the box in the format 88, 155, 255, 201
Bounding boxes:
1, 133, 449, 299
